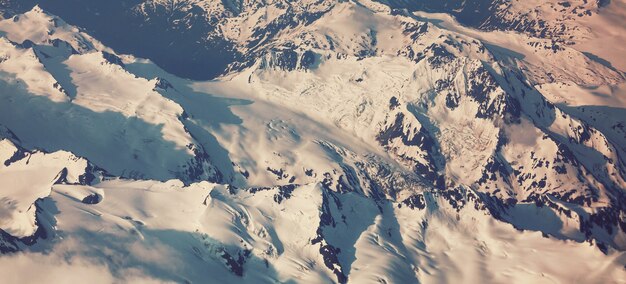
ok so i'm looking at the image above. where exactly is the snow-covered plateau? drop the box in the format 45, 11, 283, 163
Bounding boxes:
0, 1, 625, 283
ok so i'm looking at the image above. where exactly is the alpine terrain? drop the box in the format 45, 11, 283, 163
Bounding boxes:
0, 0, 625, 283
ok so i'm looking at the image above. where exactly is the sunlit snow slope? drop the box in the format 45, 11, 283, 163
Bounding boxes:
0, 1, 625, 283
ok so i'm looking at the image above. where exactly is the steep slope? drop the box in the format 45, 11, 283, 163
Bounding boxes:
0, 125, 106, 253
0, 3, 625, 283
374, 0, 610, 42
0, 7, 221, 183
2, 179, 624, 283
1, 0, 623, 80
194, 1, 626, 249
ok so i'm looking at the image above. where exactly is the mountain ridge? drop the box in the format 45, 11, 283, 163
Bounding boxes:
0, 2, 625, 283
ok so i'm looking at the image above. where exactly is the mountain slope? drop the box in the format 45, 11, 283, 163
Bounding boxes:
0, 2, 625, 283
2, 179, 624, 283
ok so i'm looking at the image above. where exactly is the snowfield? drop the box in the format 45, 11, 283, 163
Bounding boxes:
0, 1, 625, 283
2, 177, 626, 283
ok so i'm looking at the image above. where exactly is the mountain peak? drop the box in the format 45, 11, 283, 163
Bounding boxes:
0, 1, 625, 282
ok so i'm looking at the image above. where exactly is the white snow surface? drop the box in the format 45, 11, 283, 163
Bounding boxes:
0, 2, 625, 283
0, 138, 95, 238
0, 179, 623, 283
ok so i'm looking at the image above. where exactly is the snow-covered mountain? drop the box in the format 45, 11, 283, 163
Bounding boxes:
0, 1, 625, 283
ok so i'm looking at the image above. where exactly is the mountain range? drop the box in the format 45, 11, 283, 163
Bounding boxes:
0, 1, 625, 283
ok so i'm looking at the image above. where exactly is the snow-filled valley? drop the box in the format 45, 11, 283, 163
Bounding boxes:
0, 1, 625, 283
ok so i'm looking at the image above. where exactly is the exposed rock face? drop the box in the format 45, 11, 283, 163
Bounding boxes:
0, 1, 624, 282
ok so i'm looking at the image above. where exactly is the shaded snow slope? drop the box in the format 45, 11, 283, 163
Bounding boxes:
0, 3, 625, 283
0, 126, 105, 252
2, 179, 625, 283
2, 0, 624, 80
0, 7, 221, 183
